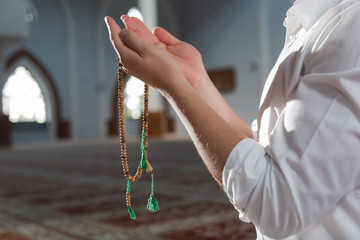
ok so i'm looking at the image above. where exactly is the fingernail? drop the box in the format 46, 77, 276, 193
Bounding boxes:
120, 28, 128, 39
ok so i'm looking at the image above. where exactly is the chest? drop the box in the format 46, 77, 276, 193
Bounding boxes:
257, 28, 313, 145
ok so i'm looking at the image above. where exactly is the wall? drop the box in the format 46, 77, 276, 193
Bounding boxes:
158, 0, 291, 132
268, 0, 292, 65
1, 0, 293, 141
0, 0, 30, 45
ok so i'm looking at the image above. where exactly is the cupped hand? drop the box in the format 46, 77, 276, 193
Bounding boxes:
105, 16, 185, 93
121, 15, 208, 90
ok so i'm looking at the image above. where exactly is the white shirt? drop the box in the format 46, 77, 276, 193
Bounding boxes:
222, 0, 360, 239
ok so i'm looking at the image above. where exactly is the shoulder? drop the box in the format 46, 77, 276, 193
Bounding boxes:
305, 0, 360, 73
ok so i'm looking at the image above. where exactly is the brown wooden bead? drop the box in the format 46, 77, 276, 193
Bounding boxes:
117, 59, 153, 210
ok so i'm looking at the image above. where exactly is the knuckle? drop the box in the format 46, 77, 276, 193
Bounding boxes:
120, 29, 130, 41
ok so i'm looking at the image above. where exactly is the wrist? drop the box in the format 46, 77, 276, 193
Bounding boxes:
159, 70, 194, 101
192, 69, 212, 92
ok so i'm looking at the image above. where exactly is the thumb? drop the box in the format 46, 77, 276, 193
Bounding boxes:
153, 27, 181, 45
120, 28, 148, 57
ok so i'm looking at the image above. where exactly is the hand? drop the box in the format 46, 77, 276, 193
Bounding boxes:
105, 16, 186, 93
121, 15, 208, 90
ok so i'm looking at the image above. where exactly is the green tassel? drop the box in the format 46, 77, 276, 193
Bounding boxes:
126, 180, 136, 220
140, 129, 148, 170
147, 194, 159, 212
127, 206, 136, 220
146, 174, 159, 212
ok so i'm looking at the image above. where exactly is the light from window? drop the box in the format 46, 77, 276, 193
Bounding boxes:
124, 6, 145, 120
125, 76, 144, 119
127, 6, 144, 22
2, 66, 46, 123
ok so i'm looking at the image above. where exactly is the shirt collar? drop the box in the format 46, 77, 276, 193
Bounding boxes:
292, 0, 341, 31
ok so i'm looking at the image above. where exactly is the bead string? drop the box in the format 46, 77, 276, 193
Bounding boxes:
117, 59, 159, 220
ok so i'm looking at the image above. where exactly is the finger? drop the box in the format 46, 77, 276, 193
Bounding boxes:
105, 17, 141, 63
104, 16, 123, 55
105, 16, 121, 32
120, 28, 148, 57
120, 15, 146, 40
121, 15, 137, 30
153, 27, 181, 45
105, 16, 121, 40
130, 17, 160, 44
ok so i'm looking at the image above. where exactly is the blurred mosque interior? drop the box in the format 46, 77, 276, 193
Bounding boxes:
0, 0, 291, 239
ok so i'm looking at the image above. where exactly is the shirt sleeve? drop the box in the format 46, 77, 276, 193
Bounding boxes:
222, 138, 269, 223
222, 4, 360, 239
223, 76, 360, 238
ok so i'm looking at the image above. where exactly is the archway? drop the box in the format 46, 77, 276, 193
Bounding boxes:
2, 49, 69, 142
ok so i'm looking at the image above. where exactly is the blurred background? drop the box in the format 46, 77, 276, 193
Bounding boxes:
0, 0, 291, 239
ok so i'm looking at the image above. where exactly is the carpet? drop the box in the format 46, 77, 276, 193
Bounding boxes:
0, 138, 256, 240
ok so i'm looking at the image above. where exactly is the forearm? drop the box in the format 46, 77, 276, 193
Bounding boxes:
104, 18, 248, 186
194, 71, 253, 139
165, 75, 248, 187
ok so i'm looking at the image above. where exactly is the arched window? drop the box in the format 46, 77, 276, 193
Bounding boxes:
2, 66, 46, 124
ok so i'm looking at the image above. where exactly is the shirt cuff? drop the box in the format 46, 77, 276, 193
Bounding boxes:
222, 138, 268, 222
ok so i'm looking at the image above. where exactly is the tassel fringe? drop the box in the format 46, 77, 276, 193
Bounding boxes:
147, 194, 159, 212
147, 174, 159, 212
127, 206, 136, 220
